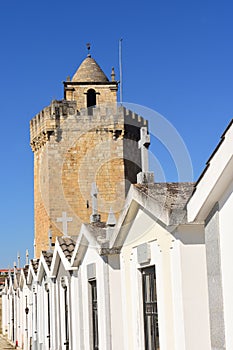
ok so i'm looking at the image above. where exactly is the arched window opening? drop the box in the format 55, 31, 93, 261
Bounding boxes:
87, 89, 97, 114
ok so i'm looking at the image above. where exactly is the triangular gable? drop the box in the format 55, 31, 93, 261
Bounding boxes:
110, 182, 194, 249
37, 251, 53, 283
70, 221, 110, 267
2, 277, 9, 295
70, 224, 93, 268
13, 272, 20, 290
19, 265, 29, 289
7, 276, 13, 295
27, 259, 40, 285
50, 236, 77, 277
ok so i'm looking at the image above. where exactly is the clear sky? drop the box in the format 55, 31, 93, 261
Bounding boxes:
0, 0, 232, 267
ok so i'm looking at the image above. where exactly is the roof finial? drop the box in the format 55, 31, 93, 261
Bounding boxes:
111, 67, 116, 81
26, 249, 29, 265
86, 42, 91, 57
17, 251, 20, 269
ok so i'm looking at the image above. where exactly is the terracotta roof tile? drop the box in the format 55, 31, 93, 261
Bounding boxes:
31, 259, 40, 274
23, 265, 29, 279
42, 251, 53, 269
57, 237, 76, 261
16, 272, 20, 284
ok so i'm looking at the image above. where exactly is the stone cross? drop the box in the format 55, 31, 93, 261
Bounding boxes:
138, 127, 150, 173
137, 127, 154, 184
91, 182, 98, 215
90, 182, 101, 223
57, 212, 73, 236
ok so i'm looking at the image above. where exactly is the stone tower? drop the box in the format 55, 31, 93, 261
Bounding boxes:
30, 53, 148, 257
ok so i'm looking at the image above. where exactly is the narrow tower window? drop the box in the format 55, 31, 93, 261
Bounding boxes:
86, 89, 97, 115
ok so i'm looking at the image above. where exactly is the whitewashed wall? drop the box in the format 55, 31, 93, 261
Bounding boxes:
219, 180, 233, 349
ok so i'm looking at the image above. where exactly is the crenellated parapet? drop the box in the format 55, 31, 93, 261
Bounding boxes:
32, 101, 148, 255
30, 101, 148, 152
30, 100, 77, 152
78, 104, 148, 141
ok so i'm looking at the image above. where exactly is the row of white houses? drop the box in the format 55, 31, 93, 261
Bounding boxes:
2, 118, 233, 350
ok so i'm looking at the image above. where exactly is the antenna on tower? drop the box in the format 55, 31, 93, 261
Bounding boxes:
119, 38, 123, 104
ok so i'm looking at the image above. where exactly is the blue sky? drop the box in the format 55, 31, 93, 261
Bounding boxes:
0, 0, 232, 267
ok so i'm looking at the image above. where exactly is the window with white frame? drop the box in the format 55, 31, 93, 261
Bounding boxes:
141, 266, 160, 350
89, 279, 99, 350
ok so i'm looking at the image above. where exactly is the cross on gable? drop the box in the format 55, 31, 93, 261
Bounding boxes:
91, 182, 98, 215
90, 182, 101, 223
91, 182, 98, 197
138, 127, 150, 149
137, 127, 154, 184
138, 127, 150, 173
56, 212, 73, 236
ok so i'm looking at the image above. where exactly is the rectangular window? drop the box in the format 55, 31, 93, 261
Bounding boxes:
47, 290, 51, 349
142, 266, 160, 350
64, 286, 69, 350
89, 280, 99, 350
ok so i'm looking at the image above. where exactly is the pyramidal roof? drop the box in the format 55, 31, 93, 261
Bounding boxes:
72, 55, 109, 83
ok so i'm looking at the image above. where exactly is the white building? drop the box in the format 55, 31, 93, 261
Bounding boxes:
108, 182, 211, 350
187, 119, 233, 350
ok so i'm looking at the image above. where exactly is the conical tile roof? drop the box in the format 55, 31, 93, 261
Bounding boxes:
72, 55, 109, 83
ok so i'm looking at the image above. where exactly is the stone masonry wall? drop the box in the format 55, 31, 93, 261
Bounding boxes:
31, 102, 147, 257
65, 84, 117, 111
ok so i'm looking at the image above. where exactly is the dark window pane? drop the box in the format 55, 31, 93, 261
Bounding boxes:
142, 266, 160, 350
90, 280, 99, 350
